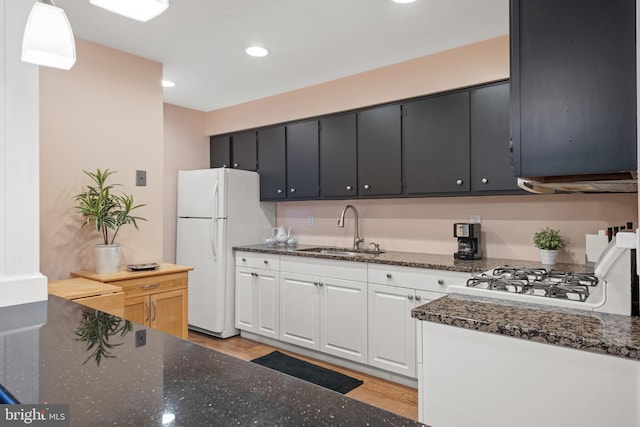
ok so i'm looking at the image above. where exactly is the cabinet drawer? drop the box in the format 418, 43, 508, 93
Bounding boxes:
236, 252, 280, 271
280, 256, 367, 282
368, 264, 469, 293
116, 273, 188, 299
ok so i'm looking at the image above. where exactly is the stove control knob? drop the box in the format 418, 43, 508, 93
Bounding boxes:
437, 279, 445, 285
408, 295, 414, 300
481, 178, 488, 184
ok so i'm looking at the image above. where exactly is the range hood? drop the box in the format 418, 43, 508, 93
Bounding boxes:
517, 172, 638, 194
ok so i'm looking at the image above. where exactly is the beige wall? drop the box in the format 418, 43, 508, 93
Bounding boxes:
203, 35, 509, 135
277, 194, 637, 265
163, 103, 209, 263
40, 39, 165, 280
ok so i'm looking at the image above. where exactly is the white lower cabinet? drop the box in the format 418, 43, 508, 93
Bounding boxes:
368, 264, 470, 378
235, 252, 280, 339
235, 250, 470, 383
368, 284, 443, 377
279, 257, 368, 364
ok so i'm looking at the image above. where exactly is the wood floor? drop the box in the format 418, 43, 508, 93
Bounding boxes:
188, 331, 419, 421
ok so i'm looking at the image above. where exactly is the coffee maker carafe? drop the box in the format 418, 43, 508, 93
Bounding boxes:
454, 223, 482, 260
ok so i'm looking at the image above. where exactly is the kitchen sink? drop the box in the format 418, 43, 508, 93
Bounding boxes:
296, 247, 384, 258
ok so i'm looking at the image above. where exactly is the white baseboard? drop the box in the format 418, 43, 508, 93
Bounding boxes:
0, 273, 47, 307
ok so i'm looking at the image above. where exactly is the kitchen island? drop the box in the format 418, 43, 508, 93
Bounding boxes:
1, 296, 424, 426
412, 294, 640, 427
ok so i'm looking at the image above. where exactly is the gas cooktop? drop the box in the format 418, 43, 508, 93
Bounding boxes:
465, 267, 598, 303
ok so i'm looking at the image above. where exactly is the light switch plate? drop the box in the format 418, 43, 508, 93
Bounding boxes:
136, 170, 146, 186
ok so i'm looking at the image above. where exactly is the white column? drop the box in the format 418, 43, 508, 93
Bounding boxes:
0, 0, 47, 307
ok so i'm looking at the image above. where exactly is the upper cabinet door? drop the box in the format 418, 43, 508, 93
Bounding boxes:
357, 104, 402, 197
258, 126, 287, 200
511, 0, 636, 177
232, 130, 257, 171
210, 135, 231, 168
471, 82, 519, 192
319, 113, 357, 198
404, 92, 470, 194
286, 120, 319, 199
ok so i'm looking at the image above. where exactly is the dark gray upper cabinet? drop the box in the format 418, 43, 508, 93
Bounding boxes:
210, 135, 231, 168
258, 126, 286, 200
404, 92, 470, 194
232, 130, 257, 171
319, 113, 357, 198
510, 0, 636, 178
357, 104, 402, 196
471, 82, 519, 192
286, 120, 319, 198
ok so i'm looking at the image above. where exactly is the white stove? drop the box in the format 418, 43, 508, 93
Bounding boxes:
447, 231, 637, 315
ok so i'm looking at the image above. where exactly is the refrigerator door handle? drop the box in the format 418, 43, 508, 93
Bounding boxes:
211, 180, 219, 260
211, 218, 217, 260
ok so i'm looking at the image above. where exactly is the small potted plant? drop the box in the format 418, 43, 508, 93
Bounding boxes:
533, 227, 565, 265
74, 169, 146, 273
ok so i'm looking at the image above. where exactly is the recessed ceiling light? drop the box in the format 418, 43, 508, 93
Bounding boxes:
392, 0, 416, 3
162, 80, 176, 88
245, 46, 269, 57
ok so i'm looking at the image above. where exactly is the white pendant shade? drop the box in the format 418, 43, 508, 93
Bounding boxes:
21, 1, 76, 70
90, 0, 169, 22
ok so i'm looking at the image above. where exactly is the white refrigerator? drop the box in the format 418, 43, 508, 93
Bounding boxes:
176, 168, 275, 338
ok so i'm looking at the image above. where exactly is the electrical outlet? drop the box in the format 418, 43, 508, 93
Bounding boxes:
136, 170, 147, 186
307, 215, 314, 227
135, 329, 146, 347
470, 214, 481, 224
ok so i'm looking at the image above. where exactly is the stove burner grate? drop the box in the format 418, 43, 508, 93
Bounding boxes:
466, 267, 596, 303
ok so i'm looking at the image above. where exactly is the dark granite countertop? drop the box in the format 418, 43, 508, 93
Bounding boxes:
234, 244, 592, 274
2, 296, 423, 426
412, 294, 640, 361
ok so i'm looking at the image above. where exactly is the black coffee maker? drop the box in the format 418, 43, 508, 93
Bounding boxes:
454, 223, 482, 260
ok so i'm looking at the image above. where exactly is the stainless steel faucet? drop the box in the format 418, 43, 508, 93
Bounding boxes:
338, 205, 364, 251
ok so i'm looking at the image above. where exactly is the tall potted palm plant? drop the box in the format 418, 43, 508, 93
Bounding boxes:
74, 169, 146, 273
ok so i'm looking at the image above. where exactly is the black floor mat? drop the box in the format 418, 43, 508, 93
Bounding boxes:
251, 350, 363, 394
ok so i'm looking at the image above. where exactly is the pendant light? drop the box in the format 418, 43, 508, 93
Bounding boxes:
21, 0, 76, 70
90, 0, 169, 22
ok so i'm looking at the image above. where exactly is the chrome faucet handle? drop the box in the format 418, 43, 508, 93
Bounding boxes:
354, 236, 364, 250
369, 242, 381, 254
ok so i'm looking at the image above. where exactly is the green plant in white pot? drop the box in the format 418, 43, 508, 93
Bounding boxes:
533, 227, 565, 266
74, 169, 146, 274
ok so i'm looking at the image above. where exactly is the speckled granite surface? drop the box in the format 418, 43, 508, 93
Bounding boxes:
3, 296, 423, 426
234, 244, 592, 274
412, 294, 640, 361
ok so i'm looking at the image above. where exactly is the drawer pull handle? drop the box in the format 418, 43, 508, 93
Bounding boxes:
319, 282, 324, 287
242, 257, 247, 262
386, 273, 392, 279
145, 301, 150, 321
140, 283, 160, 290
264, 260, 269, 264
415, 295, 422, 301
152, 301, 157, 321
408, 295, 414, 300
437, 279, 445, 285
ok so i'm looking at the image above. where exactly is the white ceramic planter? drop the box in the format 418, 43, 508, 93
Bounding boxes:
94, 244, 121, 273
539, 249, 558, 266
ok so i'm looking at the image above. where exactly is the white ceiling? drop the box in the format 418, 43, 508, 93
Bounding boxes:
54, 0, 509, 112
